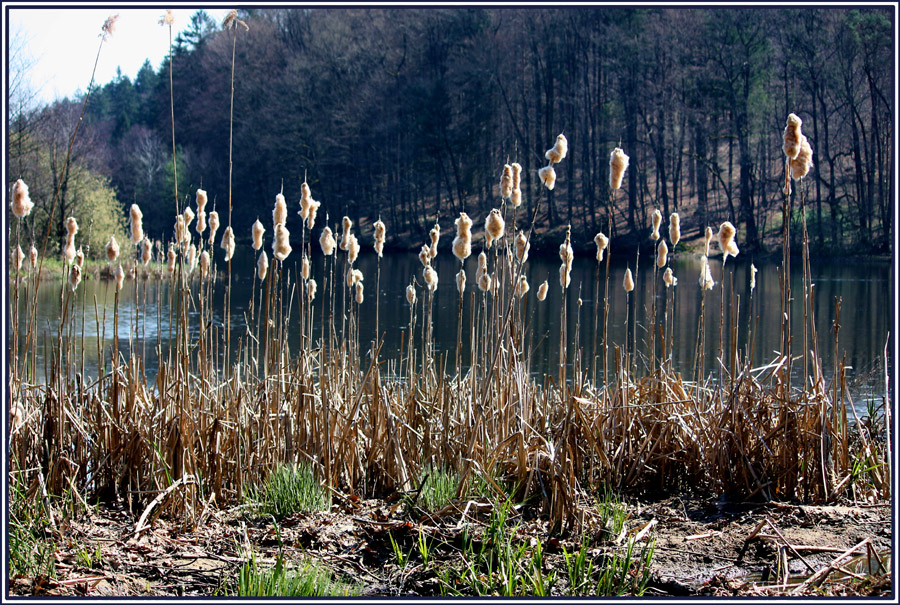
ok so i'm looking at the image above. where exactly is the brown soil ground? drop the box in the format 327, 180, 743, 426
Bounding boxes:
9, 494, 892, 598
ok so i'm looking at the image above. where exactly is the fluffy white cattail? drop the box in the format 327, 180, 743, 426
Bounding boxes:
484, 209, 505, 249
13, 245, 24, 271
221, 226, 236, 261
141, 239, 152, 265
130, 204, 144, 244
477, 250, 488, 271
511, 162, 522, 190
545, 134, 568, 164
75, 247, 84, 268
64, 236, 76, 265
406, 284, 417, 305
355, 280, 364, 304
301, 254, 310, 280
29, 244, 38, 269
609, 148, 629, 190
10, 179, 34, 218
516, 275, 529, 297
252, 219, 265, 250
347, 268, 363, 287
272, 223, 291, 261
537, 280, 549, 301
257, 251, 268, 280
199, 250, 210, 277
663, 267, 677, 288
782, 113, 803, 160
187, 244, 197, 273
306, 199, 321, 230
196, 210, 207, 234
594, 232, 609, 263
208, 211, 220, 245
69, 264, 82, 291
750, 263, 758, 292
699, 256, 714, 290
307, 278, 317, 300
320, 227, 336, 255
478, 271, 492, 293
717, 221, 739, 260
510, 188, 522, 208
424, 265, 438, 291
704, 226, 714, 257
452, 213, 473, 262
175, 214, 186, 245
196, 188, 208, 213
656, 240, 668, 268
499, 164, 513, 199
114, 264, 125, 291
183, 206, 195, 228
66, 216, 79, 238
347, 234, 360, 265
299, 182, 312, 219
538, 165, 557, 190
374, 219, 386, 258
273, 193, 288, 227
669, 212, 681, 247
167, 246, 177, 274
419, 245, 431, 268
106, 235, 120, 262
559, 238, 573, 270
340, 217, 353, 250
559, 264, 571, 289
623, 268, 634, 292
456, 269, 466, 295
429, 223, 441, 258
515, 231, 530, 263
650, 209, 662, 241
790, 135, 813, 181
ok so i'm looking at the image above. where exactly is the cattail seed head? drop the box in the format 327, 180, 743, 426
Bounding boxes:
301, 254, 310, 280
13, 245, 24, 271
251, 219, 265, 250
347, 268, 363, 287
623, 268, 634, 292
510, 188, 522, 208
340, 216, 353, 250
355, 280, 364, 304
699, 256, 714, 290
208, 211, 220, 245
419, 245, 431, 268
347, 234, 360, 264
656, 240, 668, 268
478, 271, 492, 293
499, 164, 513, 199
663, 267, 677, 288
545, 134, 568, 164
130, 204, 144, 243
167, 246, 176, 273
477, 251, 488, 271
406, 284, 417, 305
29, 244, 38, 269
594, 232, 609, 263
782, 113, 803, 160
669, 212, 681, 247
187, 244, 197, 273
374, 219, 386, 257
717, 221, 739, 260
307, 278, 317, 300
609, 148, 629, 190
704, 226, 714, 257
452, 213, 473, 262
559, 264, 571, 289
651, 209, 662, 241
790, 135, 813, 181
199, 250, 210, 277
750, 263, 758, 292
196, 209, 207, 235
221, 226, 236, 261
114, 263, 125, 290
257, 251, 268, 280
106, 235, 120, 262
10, 179, 34, 218
559, 228, 573, 288
64, 236, 76, 265
196, 189, 208, 212
183, 206, 195, 228
511, 162, 522, 190
299, 182, 312, 219
66, 217, 78, 238
69, 264, 82, 291
175, 214, 186, 245
515, 231, 530, 263
306, 199, 320, 230
537, 280, 549, 301
456, 269, 466, 295
516, 274, 529, 298
272, 223, 291, 261
484, 209, 505, 248
429, 223, 441, 258
141, 239, 152, 265
75, 246, 84, 268
538, 165, 557, 190
320, 227, 336, 255
424, 265, 438, 291
273, 193, 287, 227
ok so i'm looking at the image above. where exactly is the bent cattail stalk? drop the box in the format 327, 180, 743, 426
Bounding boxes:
222, 226, 236, 261
594, 232, 609, 262
657, 239, 668, 268
272, 223, 291, 261
538, 165, 557, 191
515, 231, 530, 263
717, 221, 739, 260
257, 251, 268, 280
106, 235, 120, 262
651, 209, 662, 241
374, 219, 386, 257
663, 267, 677, 288
10, 179, 34, 218
452, 213, 473, 262
624, 268, 634, 292
130, 204, 144, 244
669, 212, 680, 247
609, 147, 629, 190
545, 134, 568, 164
499, 164, 513, 199
456, 269, 466, 295
273, 193, 287, 227
208, 211, 220, 246
252, 219, 265, 250
537, 280, 549, 301
320, 226, 336, 255
485, 209, 505, 248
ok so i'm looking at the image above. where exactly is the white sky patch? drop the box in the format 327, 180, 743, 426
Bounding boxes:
9, 6, 232, 105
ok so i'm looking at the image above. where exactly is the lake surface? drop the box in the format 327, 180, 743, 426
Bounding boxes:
12, 247, 892, 409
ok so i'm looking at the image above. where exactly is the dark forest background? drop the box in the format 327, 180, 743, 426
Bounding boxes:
8, 7, 894, 258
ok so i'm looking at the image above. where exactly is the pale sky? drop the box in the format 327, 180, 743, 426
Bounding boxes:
8, 5, 233, 106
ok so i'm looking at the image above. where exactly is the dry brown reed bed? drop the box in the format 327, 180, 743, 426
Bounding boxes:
7, 123, 890, 536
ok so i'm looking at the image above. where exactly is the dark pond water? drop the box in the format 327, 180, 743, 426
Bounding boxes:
12, 246, 892, 410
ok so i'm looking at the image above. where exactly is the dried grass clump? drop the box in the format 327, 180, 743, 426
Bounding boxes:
717, 221, 739, 260
452, 213, 473, 262
484, 209, 505, 248
537, 279, 549, 301
651, 209, 662, 241
221, 226, 236, 261
252, 219, 265, 250
106, 235, 120, 262
545, 133, 568, 164
114, 264, 125, 291
68, 264, 82, 291
669, 212, 680, 246
320, 227, 336, 256
374, 219, 386, 257
257, 251, 268, 280
272, 224, 291, 261
593, 232, 609, 262
130, 204, 144, 244
515, 230, 530, 263
538, 165, 557, 190
516, 274, 529, 297
406, 284, 417, 305
273, 193, 287, 227
699, 256, 714, 290
456, 269, 466, 295
623, 268, 634, 292
656, 239, 668, 268
208, 211, 220, 246
663, 267, 677, 288
609, 147, 629, 190
499, 164, 513, 199
10, 179, 34, 219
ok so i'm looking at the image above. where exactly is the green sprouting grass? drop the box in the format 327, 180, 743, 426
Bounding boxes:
245, 462, 330, 520
8, 475, 58, 579
236, 551, 359, 597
